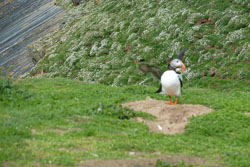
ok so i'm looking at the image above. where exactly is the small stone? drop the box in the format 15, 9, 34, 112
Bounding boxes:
129, 152, 135, 155
157, 124, 163, 131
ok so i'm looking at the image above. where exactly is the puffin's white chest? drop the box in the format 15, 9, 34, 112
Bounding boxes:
161, 71, 181, 97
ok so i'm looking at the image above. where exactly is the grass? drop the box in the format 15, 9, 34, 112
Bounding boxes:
0, 77, 249, 166
155, 160, 192, 167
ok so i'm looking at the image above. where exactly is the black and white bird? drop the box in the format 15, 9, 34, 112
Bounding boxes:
159, 62, 185, 104
136, 49, 187, 105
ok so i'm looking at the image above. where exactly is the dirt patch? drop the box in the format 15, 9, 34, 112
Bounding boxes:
245, 113, 250, 116
196, 18, 214, 25
122, 97, 213, 134
30, 69, 47, 78
77, 155, 222, 167
31, 128, 82, 135
2, 162, 15, 167
48, 128, 82, 134
66, 115, 90, 123
59, 147, 88, 152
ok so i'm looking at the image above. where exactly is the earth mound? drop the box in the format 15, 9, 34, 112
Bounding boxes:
122, 97, 213, 134
78, 155, 222, 167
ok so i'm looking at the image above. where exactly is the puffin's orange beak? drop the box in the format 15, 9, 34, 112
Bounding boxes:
182, 63, 186, 72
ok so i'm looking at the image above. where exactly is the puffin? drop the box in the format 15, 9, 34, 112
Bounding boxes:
157, 49, 186, 105
135, 49, 187, 105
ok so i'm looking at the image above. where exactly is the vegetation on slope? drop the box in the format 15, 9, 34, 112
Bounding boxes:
0, 78, 249, 166
29, 0, 249, 88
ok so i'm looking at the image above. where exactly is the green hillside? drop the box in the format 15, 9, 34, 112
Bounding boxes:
29, 0, 249, 89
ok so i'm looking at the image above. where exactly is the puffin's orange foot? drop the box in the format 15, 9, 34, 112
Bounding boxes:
166, 101, 174, 105
166, 95, 174, 105
173, 98, 178, 105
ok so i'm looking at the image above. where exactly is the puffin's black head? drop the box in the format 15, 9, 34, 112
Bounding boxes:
168, 49, 187, 72
169, 59, 186, 72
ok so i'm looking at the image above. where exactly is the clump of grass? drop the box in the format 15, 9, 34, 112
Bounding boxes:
0, 77, 31, 103
155, 160, 192, 167
0, 77, 13, 94
87, 104, 155, 120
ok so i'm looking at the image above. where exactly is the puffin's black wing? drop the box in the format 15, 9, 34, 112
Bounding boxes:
179, 77, 183, 88
155, 84, 162, 93
138, 64, 163, 80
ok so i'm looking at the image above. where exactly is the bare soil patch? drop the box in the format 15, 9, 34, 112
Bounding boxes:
49, 128, 82, 134
59, 147, 88, 152
2, 162, 15, 167
196, 18, 214, 25
31, 128, 81, 135
77, 154, 222, 167
66, 115, 90, 123
122, 97, 213, 134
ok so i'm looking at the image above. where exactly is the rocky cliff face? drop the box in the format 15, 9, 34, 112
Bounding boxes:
29, 0, 249, 86
0, 0, 62, 77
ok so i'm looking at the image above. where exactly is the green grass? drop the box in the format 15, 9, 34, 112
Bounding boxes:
0, 78, 249, 166
155, 160, 192, 167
